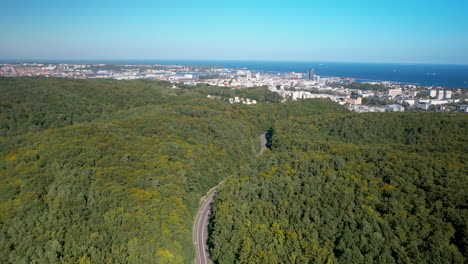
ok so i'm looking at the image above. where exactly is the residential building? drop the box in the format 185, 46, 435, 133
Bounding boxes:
388, 89, 402, 98
384, 104, 405, 112
437, 90, 444, 100
444, 90, 452, 99
349, 97, 362, 105
455, 105, 468, 112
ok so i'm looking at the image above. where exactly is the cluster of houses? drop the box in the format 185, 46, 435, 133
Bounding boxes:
390, 88, 463, 111
228, 97, 257, 105
277, 84, 467, 113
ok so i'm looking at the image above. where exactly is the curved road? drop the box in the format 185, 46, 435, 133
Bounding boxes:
193, 190, 217, 264
193, 133, 268, 264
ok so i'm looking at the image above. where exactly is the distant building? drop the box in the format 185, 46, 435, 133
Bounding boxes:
396, 99, 416, 106
409, 90, 418, 97
349, 97, 362, 105
388, 89, 403, 98
430, 89, 438, 97
308, 68, 315, 81
184, 81, 196, 86
384, 104, 405, 112
455, 105, 468, 112
437, 90, 444, 100
444, 90, 452, 99
416, 101, 430, 110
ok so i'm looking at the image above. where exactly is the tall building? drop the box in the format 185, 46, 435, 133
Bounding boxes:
409, 90, 418, 97
444, 90, 452, 99
308, 68, 315, 81
437, 90, 444, 100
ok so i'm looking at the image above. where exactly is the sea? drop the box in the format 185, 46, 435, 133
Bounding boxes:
5, 59, 468, 88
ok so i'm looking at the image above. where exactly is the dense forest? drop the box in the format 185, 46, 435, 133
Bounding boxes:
177, 83, 283, 103
0, 77, 270, 263
209, 112, 467, 263
0, 77, 466, 263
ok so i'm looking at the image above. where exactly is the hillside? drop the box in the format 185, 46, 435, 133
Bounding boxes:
1, 77, 466, 264
0, 78, 264, 263
209, 112, 468, 263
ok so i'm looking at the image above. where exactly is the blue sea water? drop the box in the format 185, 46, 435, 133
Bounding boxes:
5, 59, 468, 88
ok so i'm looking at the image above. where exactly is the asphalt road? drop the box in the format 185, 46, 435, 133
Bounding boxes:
193, 133, 268, 263
193, 190, 217, 264
259, 132, 267, 155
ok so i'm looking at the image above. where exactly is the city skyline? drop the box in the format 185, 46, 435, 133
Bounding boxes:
1, 0, 468, 64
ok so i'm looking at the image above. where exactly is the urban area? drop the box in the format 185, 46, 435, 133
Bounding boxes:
1, 62, 467, 113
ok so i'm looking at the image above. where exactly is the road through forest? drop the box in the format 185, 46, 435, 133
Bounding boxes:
193, 133, 267, 264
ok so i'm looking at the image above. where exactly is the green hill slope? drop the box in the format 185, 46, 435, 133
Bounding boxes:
2, 77, 465, 264
209, 112, 467, 263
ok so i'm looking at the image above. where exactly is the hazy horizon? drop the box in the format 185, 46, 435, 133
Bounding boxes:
1, 58, 468, 66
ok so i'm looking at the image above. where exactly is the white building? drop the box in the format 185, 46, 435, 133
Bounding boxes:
408, 90, 418, 97
349, 97, 362, 105
384, 104, 405, 112
430, 99, 452, 105
399, 99, 416, 106
444, 90, 452, 99
388, 89, 403, 98
437, 90, 444, 100
184, 81, 196, 86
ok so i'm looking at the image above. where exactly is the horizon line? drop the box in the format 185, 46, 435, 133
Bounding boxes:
1, 58, 468, 66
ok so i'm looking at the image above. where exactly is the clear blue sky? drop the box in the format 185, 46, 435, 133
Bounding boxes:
1, 0, 467, 64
